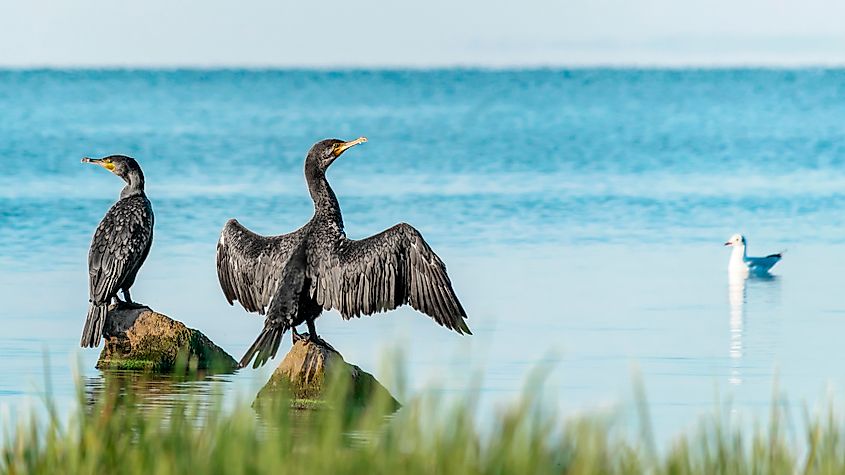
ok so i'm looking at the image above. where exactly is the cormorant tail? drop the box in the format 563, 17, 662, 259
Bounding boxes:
239, 325, 286, 369
81, 303, 107, 348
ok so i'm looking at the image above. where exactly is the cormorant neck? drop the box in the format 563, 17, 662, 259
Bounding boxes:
120, 170, 146, 199
305, 163, 343, 228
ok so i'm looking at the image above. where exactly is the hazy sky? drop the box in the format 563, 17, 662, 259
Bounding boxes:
1, 0, 844, 67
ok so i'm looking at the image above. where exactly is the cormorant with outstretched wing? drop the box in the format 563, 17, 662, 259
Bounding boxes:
217, 138, 470, 368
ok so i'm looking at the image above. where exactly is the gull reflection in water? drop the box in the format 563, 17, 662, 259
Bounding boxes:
727, 268, 780, 386
727, 270, 747, 385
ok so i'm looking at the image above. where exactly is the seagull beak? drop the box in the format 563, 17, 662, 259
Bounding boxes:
724, 242, 732, 246
332, 137, 368, 157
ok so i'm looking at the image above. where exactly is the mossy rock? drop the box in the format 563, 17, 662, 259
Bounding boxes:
254, 338, 400, 411
96, 306, 237, 373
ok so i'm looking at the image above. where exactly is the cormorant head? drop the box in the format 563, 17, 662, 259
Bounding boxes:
82, 155, 144, 182
305, 137, 367, 172
724, 234, 746, 247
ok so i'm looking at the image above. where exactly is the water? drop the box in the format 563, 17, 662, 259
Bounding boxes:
1, 69, 845, 441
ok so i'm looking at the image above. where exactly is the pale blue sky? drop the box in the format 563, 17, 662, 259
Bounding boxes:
1, 0, 843, 67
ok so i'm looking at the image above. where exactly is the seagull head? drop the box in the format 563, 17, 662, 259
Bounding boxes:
724, 234, 746, 247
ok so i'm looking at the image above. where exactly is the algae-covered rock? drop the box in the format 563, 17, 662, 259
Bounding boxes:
254, 338, 400, 411
96, 305, 237, 373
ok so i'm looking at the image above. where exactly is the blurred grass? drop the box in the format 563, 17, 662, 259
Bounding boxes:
2, 362, 844, 475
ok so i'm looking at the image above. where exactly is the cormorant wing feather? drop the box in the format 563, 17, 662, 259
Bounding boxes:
216, 219, 303, 315
308, 223, 470, 334
239, 242, 307, 369
88, 196, 154, 304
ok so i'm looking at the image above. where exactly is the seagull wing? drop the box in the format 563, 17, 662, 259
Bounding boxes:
746, 254, 782, 270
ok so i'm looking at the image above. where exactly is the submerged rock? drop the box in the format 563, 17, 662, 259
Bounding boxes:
254, 337, 400, 411
96, 305, 237, 372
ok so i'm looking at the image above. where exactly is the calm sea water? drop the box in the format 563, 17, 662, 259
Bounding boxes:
2, 69, 845, 441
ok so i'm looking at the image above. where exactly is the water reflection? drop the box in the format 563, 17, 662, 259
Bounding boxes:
727, 270, 747, 385
84, 370, 237, 414
727, 270, 781, 386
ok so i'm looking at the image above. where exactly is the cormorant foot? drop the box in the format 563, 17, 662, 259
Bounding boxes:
291, 328, 305, 344
306, 333, 338, 353
115, 300, 147, 310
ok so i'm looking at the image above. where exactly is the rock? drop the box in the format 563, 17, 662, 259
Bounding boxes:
96, 305, 238, 373
254, 337, 400, 411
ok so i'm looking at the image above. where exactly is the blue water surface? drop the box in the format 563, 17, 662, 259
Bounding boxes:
1, 69, 845, 441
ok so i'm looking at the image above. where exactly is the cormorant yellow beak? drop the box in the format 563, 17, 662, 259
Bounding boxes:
332, 137, 367, 157
82, 157, 116, 172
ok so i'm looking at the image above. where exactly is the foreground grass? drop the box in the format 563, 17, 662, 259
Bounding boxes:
2, 369, 845, 474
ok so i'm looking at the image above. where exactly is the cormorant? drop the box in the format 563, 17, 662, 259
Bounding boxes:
217, 138, 470, 368
80, 155, 154, 348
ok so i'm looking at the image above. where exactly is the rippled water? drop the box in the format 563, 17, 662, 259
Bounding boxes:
1, 69, 845, 440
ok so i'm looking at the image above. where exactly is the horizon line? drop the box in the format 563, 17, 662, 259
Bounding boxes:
2, 61, 845, 71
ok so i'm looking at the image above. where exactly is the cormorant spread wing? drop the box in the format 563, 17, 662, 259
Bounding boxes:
309, 223, 470, 334
238, 242, 308, 368
216, 219, 303, 315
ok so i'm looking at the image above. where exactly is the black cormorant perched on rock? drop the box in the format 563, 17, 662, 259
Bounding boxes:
80, 155, 154, 348
217, 138, 470, 368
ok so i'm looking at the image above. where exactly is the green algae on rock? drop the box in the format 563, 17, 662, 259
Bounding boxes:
96, 305, 237, 373
254, 338, 400, 411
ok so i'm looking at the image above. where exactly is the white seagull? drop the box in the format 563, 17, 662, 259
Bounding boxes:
724, 234, 783, 274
